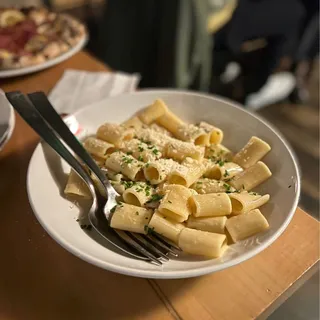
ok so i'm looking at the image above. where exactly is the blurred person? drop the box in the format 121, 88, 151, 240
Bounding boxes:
211, 0, 306, 108
289, 0, 319, 104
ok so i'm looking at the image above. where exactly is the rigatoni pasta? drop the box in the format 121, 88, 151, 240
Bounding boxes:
83, 137, 115, 159
226, 209, 269, 242
229, 191, 270, 214
179, 228, 227, 257
187, 216, 227, 234
143, 158, 178, 185
97, 123, 134, 147
65, 98, 272, 259
138, 99, 168, 124
199, 121, 223, 144
122, 182, 153, 207
230, 161, 272, 191
148, 210, 185, 243
189, 193, 232, 217
158, 185, 192, 222
105, 151, 144, 181
166, 140, 205, 162
110, 203, 152, 234
64, 169, 91, 198
191, 178, 235, 194
168, 158, 206, 187
233, 136, 271, 169
175, 124, 209, 146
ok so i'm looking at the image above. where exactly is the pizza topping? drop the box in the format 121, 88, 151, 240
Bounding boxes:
25, 35, 48, 52
0, 10, 25, 28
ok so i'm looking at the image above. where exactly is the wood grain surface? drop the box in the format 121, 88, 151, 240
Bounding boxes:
0, 51, 318, 320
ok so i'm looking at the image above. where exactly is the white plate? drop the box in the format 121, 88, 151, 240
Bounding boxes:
0, 91, 15, 150
27, 90, 300, 279
0, 35, 87, 78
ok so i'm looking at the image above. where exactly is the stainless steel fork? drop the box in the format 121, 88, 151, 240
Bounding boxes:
6, 91, 179, 265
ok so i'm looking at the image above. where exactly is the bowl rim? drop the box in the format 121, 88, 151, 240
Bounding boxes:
27, 89, 301, 279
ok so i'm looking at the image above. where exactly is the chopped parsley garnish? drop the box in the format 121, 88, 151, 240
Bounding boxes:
141, 139, 152, 145
168, 200, 172, 204
152, 148, 159, 155
121, 180, 135, 189
146, 193, 164, 203
121, 156, 134, 165
126, 151, 133, 155
144, 225, 155, 234
145, 162, 150, 168
223, 170, 230, 177
217, 160, 225, 167
135, 211, 139, 215
223, 183, 232, 193
138, 146, 144, 152
138, 155, 143, 161
249, 192, 258, 195
110, 205, 117, 213
145, 185, 151, 196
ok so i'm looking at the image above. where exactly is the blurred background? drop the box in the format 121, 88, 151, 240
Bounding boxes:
3, 0, 320, 319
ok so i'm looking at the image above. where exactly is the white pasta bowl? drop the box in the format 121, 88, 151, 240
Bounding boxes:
27, 90, 300, 278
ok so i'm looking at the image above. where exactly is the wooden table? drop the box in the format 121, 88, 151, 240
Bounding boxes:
0, 52, 319, 320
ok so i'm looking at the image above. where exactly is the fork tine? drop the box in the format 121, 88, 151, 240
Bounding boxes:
146, 234, 179, 257
130, 233, 169, 261
115, 230, 162, 265
152, 232, 182, 251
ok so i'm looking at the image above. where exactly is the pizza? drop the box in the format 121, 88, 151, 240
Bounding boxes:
0, 7, 86, 70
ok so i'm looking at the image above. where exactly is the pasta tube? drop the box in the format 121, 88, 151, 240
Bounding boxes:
186, 216, 227, 234
148, 210, 185, 243
120, 138, 162, 162
143, 158, 178, 184
175, 124, 209, 146
205, 161, 243, 180
166, 140, 205, 162
122, 116, 144, 130
199, 121, 223, 144
122, 182, 153, 207
205, 143, 233, 161
233, 136, 271, 169
168, 158, 206, 187
191, 178, 235, 194
110, 203, 152, 234
226, 209, 269, 242
64, 169, 91, 198
156, 109, 184, 135
229, 192, 270, 214
189, 193, 232, 217
230, 161, 272, 191
105, 151, 144, 181
138, 99, 168, 124
178, 228, 227, 257
97, 123, 134, 147
83, 137, 115, 159
135, 128, 172, 153
158, 185, 192, 222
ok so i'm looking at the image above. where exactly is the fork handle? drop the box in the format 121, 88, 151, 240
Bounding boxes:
27, 91, 112, 191
5, 91, 96, 195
